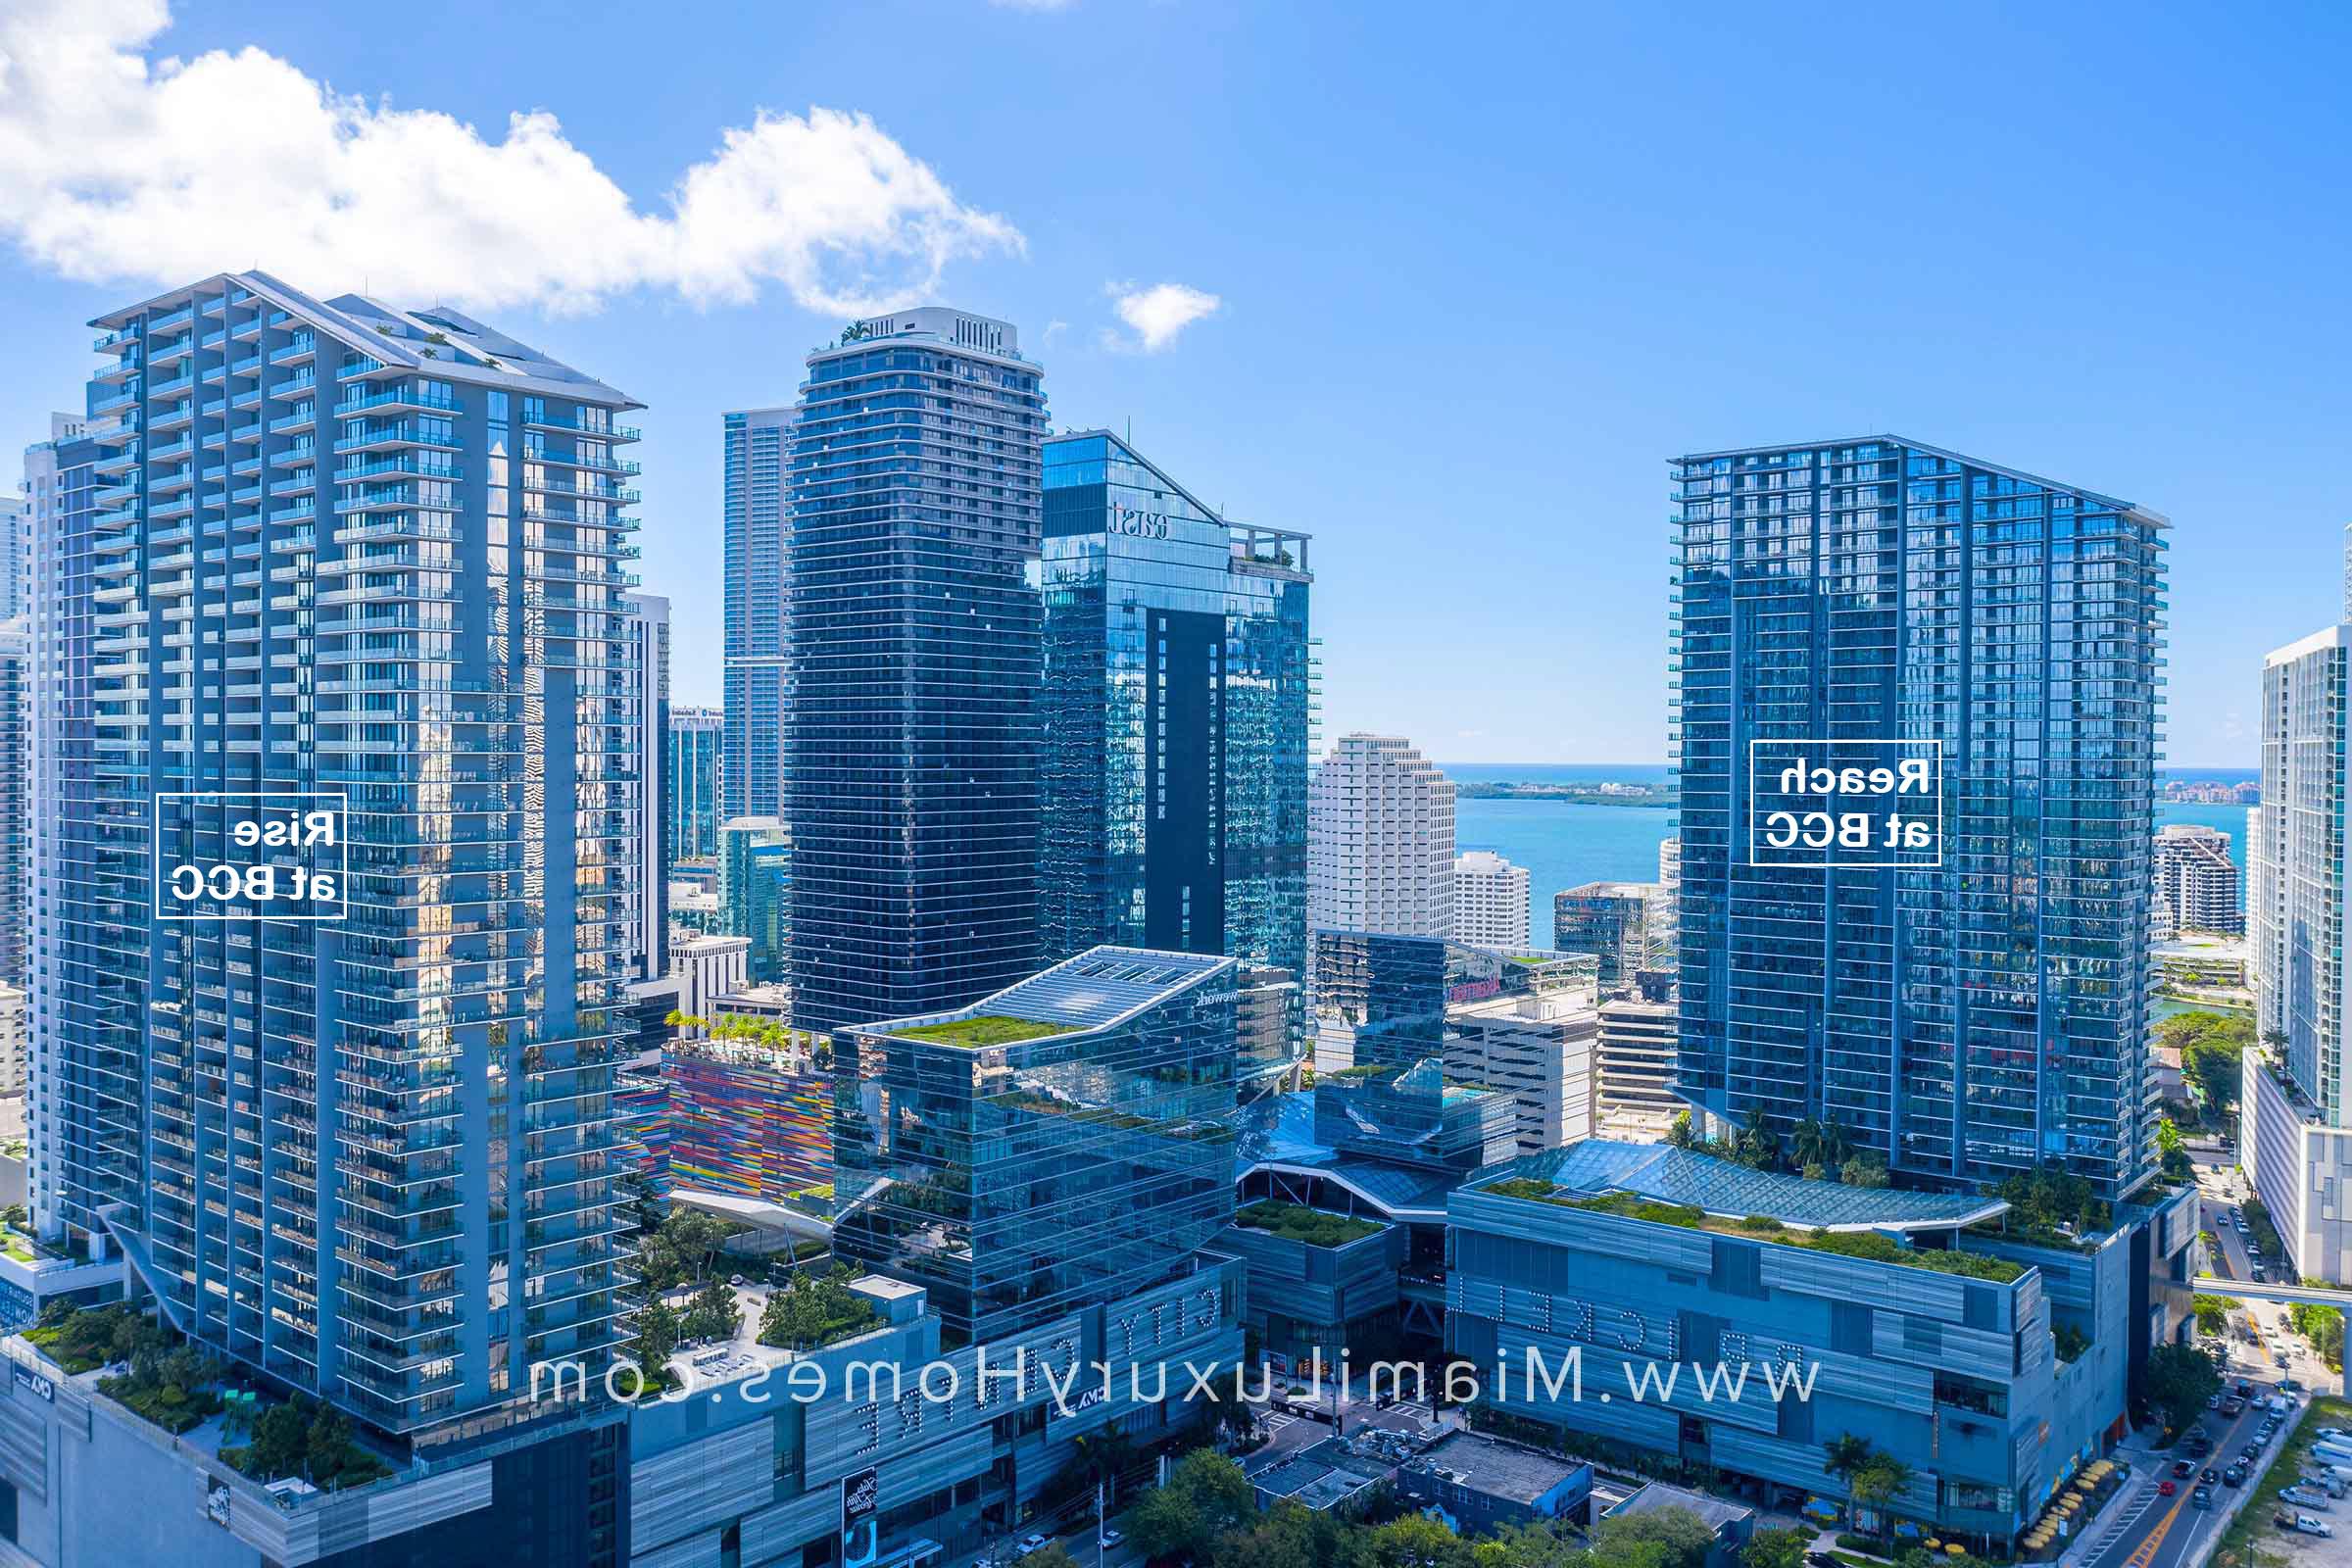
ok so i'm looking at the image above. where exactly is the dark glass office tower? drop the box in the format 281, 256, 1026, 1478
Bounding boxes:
1038, 431, 1313, 1082
1672, 436, 2166, 1199
785, 309, 1047, 1032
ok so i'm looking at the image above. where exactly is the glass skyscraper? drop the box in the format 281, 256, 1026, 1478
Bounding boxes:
718, 815, 791, 984
1672, 436, 2166, 1198
785, 308, 1047, 1032
666, 703, 723, 863
42, 272, 643, 1436
1039, 430, 1314, 1082
832, 946, 1238, 1346
721, 406, 790, 821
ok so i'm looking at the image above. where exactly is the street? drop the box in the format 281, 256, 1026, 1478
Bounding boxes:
2070, 1145, 2340, 1568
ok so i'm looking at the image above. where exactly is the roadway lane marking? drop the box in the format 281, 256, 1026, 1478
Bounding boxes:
2122, 1493, 2185, 1568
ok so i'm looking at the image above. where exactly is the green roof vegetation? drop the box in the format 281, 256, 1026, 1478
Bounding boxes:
1233, 1200, 1386, 1248
892, 1015, 1078, 1048
1485, 1180, 2028, 1283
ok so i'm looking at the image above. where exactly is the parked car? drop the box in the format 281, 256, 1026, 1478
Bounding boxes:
2226, 1466, 2249, 1489
2277, 1514, 2333, 1538
2280, 1488, 2331, 1510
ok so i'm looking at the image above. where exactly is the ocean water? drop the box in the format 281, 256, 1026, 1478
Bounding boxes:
1448, 764, 2254, 946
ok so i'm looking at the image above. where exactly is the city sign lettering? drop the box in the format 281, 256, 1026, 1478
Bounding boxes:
1109, 502, 1173, 539
154, 793, 349, 921
1746, 739, 1942, 870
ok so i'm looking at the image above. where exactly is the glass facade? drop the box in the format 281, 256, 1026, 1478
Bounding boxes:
1672, 437, 2166, 1197
831, 947, 1239, 1345
785, 309, 1047, 1032
1550, 881, 1666, 990
26, 416, 110, 1236
40, 272, 642, 1435
665, 704, 722, 863
718, 815, 791, 984
720, 407, 790, 822
1039, 430, 1313, 1082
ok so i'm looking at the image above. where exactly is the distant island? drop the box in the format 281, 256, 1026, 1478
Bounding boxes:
1456, 780, 1676, 807
2162, 778, 2258, 806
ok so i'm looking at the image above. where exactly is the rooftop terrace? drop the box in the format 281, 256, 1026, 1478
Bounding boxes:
858, 946, 1236, 1043
1495, 1139, 2008, 1232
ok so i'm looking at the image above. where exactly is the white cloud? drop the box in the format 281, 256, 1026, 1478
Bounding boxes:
1105, 280, 1220, 351
0, 0, 1021, 315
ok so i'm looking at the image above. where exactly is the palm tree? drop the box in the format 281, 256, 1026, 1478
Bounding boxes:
1823, 1433, 1873, 1486
1849, 1455, 1914, 1542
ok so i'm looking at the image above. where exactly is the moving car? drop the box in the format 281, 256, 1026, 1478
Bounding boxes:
2159, 1480, 2178, 1496
2174, 1460, 2196, 1479
2226, 1465, 2249, 1489
1014, 1536, 1053, 1558
2193, 1487, 2215, 1509
1098, 1529, 1125, 1549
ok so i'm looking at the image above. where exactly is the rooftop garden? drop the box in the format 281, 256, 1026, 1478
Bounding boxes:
24, 1299, 164, 1375
893, 1015, 1078, 1049
24, 1302, 393, 1482
1965, 1164, 2112, 1252
1484, 1180, 2028, 1283
220, 1396, 394, 1491
759, 1265, 884, 1352
1232, 1200, 1386, 1248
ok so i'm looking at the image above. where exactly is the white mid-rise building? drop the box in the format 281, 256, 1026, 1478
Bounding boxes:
1595, 995, 1683, 1142
1446, 985, 1600, 1153
1307, 733, 1454, 938
2153, 822, 2241, 936
669, 932, 753, 1036
1452, 850, 1530, 950
2247, 625, 2352, 1282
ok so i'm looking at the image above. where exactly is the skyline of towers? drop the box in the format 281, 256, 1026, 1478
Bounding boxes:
36, 272, 644, 1439
783, 308, 1049, 1033
1671, 435, 2167, 1198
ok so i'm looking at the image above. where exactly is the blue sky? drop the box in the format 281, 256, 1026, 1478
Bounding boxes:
6, 1, 2348, 765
